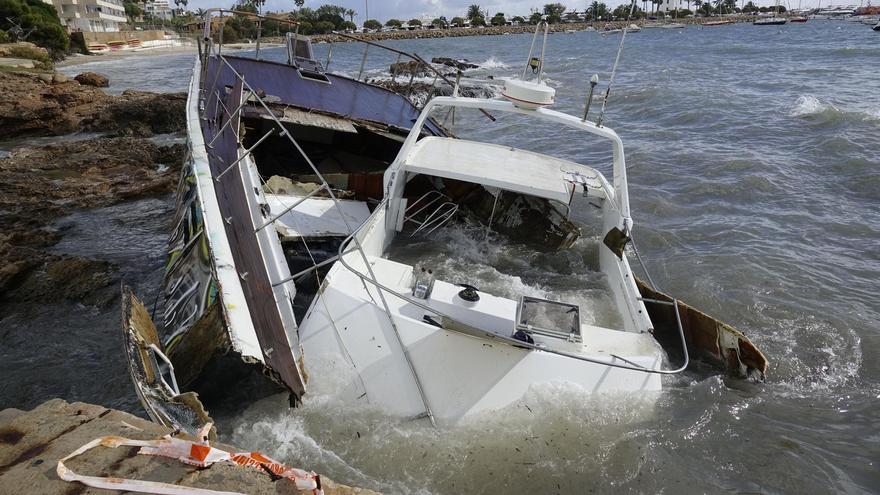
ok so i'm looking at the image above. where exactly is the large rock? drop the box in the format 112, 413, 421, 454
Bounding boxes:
0, 70, 185, 139
0, 41, 47, 57
389, 59, 427, 78
74, 71, 109, 87
431, 56, 479, 71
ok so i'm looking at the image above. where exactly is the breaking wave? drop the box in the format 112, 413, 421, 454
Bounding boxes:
227, 376, 659, 494
477, 56, 509, 70
788, 95, 880, 124
789, 95, 838, 117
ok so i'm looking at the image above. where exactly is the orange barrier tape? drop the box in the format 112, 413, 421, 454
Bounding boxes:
58, 433, 323, 495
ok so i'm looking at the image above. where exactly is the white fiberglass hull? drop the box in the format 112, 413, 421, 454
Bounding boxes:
298, 206, 664, 423
299, 257, 663, 422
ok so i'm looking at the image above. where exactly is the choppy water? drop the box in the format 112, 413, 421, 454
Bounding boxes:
6, 20, 877, 493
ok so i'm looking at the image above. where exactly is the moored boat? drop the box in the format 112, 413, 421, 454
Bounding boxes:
86, 43, 110, 54
754, 16, 788, 25
755, 0, 788, 24
704, 19, 736, 26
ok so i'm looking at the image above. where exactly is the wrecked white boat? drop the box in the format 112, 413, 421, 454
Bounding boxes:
123, 12, 767, 433
299, 92, 674, 422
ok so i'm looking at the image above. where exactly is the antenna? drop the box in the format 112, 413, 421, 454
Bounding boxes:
583, 74, 599, 121
597, 0, 637, 127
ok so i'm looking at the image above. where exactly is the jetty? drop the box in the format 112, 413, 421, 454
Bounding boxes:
0, 399, 376, 494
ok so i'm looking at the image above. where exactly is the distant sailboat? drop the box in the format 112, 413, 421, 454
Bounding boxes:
789, 0, 808, 22
754, 0, 788, 25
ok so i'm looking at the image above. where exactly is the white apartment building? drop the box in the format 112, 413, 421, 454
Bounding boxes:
658, 0, 682, 12
143, 0, 174, 21
51, 0, 127, 32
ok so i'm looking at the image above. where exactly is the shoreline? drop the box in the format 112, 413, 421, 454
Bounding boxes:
50, 15, 765, 67
56, 44, 197, 67
299, 16, 762, 44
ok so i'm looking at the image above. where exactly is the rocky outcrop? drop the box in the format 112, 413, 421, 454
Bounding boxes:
0, 70, 185, 139
389, 59, 428, 78
0, 41, 48, 58
431, 57, 479, 71
73, 71, 109, 87
0, 137, 183, 303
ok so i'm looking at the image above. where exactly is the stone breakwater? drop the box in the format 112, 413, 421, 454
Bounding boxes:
0, 70, 186, 306
262, 17, 760, 44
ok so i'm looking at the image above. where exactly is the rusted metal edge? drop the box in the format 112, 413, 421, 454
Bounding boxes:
634, 277, 769, 380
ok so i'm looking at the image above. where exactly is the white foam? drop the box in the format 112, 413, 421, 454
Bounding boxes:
789, 95, 837, 117
478, 56, 508, 69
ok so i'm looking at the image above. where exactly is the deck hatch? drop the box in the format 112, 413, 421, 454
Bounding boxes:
516, 296, 582, 343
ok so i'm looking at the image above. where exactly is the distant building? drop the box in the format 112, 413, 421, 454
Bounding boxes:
658, 0, 681, 12
143, 0, 174, 20
51, 0, 127, 32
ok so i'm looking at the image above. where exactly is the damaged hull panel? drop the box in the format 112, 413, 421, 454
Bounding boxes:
635, 277, 769, 379
161, 61, 273, 393
121, 286, 214, 439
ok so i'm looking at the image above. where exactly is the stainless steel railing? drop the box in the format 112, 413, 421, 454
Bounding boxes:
335, 202, 690, 376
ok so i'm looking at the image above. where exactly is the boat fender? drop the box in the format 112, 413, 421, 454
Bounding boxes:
457, 284, 480, 303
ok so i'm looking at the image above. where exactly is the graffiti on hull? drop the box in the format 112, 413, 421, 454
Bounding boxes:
162, 152, 219, 352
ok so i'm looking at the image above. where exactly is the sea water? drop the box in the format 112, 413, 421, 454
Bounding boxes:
3, 20, 877, 493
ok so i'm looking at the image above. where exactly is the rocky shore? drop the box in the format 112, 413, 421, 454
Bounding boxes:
0, 70, 184, 139
0, 70, 185, 305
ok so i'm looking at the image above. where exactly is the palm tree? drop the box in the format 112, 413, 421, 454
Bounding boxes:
346, 8, 357, 23
467, 4, 482, 21
587, 1, 610, 21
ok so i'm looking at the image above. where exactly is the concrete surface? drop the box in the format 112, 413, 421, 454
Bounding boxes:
0, 399, 378, 494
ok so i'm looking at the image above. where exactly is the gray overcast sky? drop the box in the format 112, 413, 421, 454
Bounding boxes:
185, 0, 823, 22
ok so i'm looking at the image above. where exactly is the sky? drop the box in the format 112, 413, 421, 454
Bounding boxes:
184, 0, 832, 23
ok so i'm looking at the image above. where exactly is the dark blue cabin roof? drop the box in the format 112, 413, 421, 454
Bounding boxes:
205, 55, 444, 136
